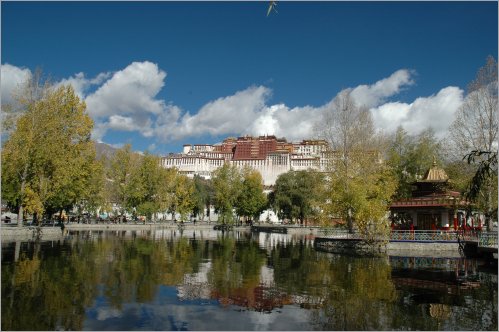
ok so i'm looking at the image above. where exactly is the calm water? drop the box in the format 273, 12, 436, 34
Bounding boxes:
1, 229, 497, 331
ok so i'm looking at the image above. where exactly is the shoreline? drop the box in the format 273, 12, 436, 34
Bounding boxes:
0, 224, 476, 259
0, 223, 251, 242
0, 222, 320, 240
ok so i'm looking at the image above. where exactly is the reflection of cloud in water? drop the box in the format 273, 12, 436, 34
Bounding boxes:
177, 261, 212, 300
84, 301, 313, 330
96, 307, 123, 320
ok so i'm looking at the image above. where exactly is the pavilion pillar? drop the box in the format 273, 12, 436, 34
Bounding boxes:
441, 211, 449, 227
410, 211, 418, 227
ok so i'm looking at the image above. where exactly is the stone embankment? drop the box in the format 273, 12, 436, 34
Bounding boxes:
1, 222, 251, 242
1, 225, 65, 242
251, 225, 322, 235
314, 237, 461, 258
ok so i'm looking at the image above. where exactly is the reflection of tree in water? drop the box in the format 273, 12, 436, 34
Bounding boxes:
1, 233, 497, 330
2, 241, 99, 331
207, 234, 279, 311
430, 303, 451, 320
304, 255, 397, 330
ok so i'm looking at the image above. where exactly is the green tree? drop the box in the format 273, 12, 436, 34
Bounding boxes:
387, 126, 443, 199
172, 174, 195, 222
271, 170, 323, 225
449, 56, 498, 229
235, 167, 267, 223
156, 167, 179, 219
107, 144, 141, 221
316, 90, 397, 239
212, 163, 242, 225
192, 175, 214, 222
406, 128, 443, 179
127, 152, 165, 221
75, 157, 106, 217
1, 83, 95, 225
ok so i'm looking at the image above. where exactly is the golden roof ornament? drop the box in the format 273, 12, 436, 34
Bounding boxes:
422, 156, 449, 182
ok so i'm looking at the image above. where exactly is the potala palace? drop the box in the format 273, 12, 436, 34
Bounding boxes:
161, 135, 330, 186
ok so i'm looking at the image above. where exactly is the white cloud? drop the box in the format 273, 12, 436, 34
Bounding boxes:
1, 63, 32, 105
370, 86, 464, 139
249, 104, 322, 141
350, 69, 414, 108
56, 71, 111, 98
153, 86, 271, 142
1, 62, 463, 149
154, 69, 414, 144
246, 70, 415, 142
85, 61, 167, 119
83, 61, 167, 140
182, 85, 270, 135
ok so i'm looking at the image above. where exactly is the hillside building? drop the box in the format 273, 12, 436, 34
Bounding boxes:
162, 135, 329, 186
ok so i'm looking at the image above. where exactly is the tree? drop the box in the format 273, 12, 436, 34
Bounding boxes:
387, 127, 443, 199
128, 152, 165, 222
171, 174, 195, 222
192, 175, 214, 222
235, 167, 267, 223
316, 90, 397, 239
2, 83, 95, 226
107, 144, 141, 221
1, 69, 51, 137
1, 73, 52, 225
449, 56, 498, 230
76, 157, 106, 217
156, 167, 180, 219
212, 163, 242, 225
271, 170, 323, 225
406, 128, 443, 179
449, 56, 497, 155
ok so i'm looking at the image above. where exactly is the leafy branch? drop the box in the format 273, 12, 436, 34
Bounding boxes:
464, 150, 498, 202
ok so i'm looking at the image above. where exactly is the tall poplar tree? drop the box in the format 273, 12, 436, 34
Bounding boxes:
235, 167, 267, 223
2, 84, 95, 225
449, 56, 498, 229
316, 90, 397, 239
212, 163, 242, 225
107, 144, 141, 221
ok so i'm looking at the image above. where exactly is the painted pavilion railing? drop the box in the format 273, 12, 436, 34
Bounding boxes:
319, 229, 460, 242
477, 232, 498, 248
318, 229, 498, 246
389, 230, 458, 242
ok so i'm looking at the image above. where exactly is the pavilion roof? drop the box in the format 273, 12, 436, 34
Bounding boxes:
418, 157, 449, 183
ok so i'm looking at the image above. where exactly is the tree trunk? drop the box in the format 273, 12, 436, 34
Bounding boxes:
16, 164, 29, 228
486, 186, 493, 232
347, 208, 354, 234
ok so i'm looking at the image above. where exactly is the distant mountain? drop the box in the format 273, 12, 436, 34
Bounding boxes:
94, 142, 117, 161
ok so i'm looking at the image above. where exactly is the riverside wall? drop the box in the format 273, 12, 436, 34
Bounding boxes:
0, 223, 250, 242
314, 237, 462, 258
0, 224, 465, 259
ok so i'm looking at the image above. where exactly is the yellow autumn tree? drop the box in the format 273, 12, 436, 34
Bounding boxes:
1, 80, 96, 225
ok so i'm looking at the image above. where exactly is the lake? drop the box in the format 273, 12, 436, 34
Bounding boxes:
1, 229, 497, 330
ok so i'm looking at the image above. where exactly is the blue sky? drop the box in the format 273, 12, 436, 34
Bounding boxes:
2, 1, 497, 155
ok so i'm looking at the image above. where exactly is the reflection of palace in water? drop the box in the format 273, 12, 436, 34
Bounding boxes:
255, 232, 315, 252
22, 229, 494, 315
176, 232, 319, 312
389, 256, 490, 299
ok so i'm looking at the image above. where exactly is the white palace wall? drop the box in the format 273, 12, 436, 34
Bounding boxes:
162, 140, 329, 186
